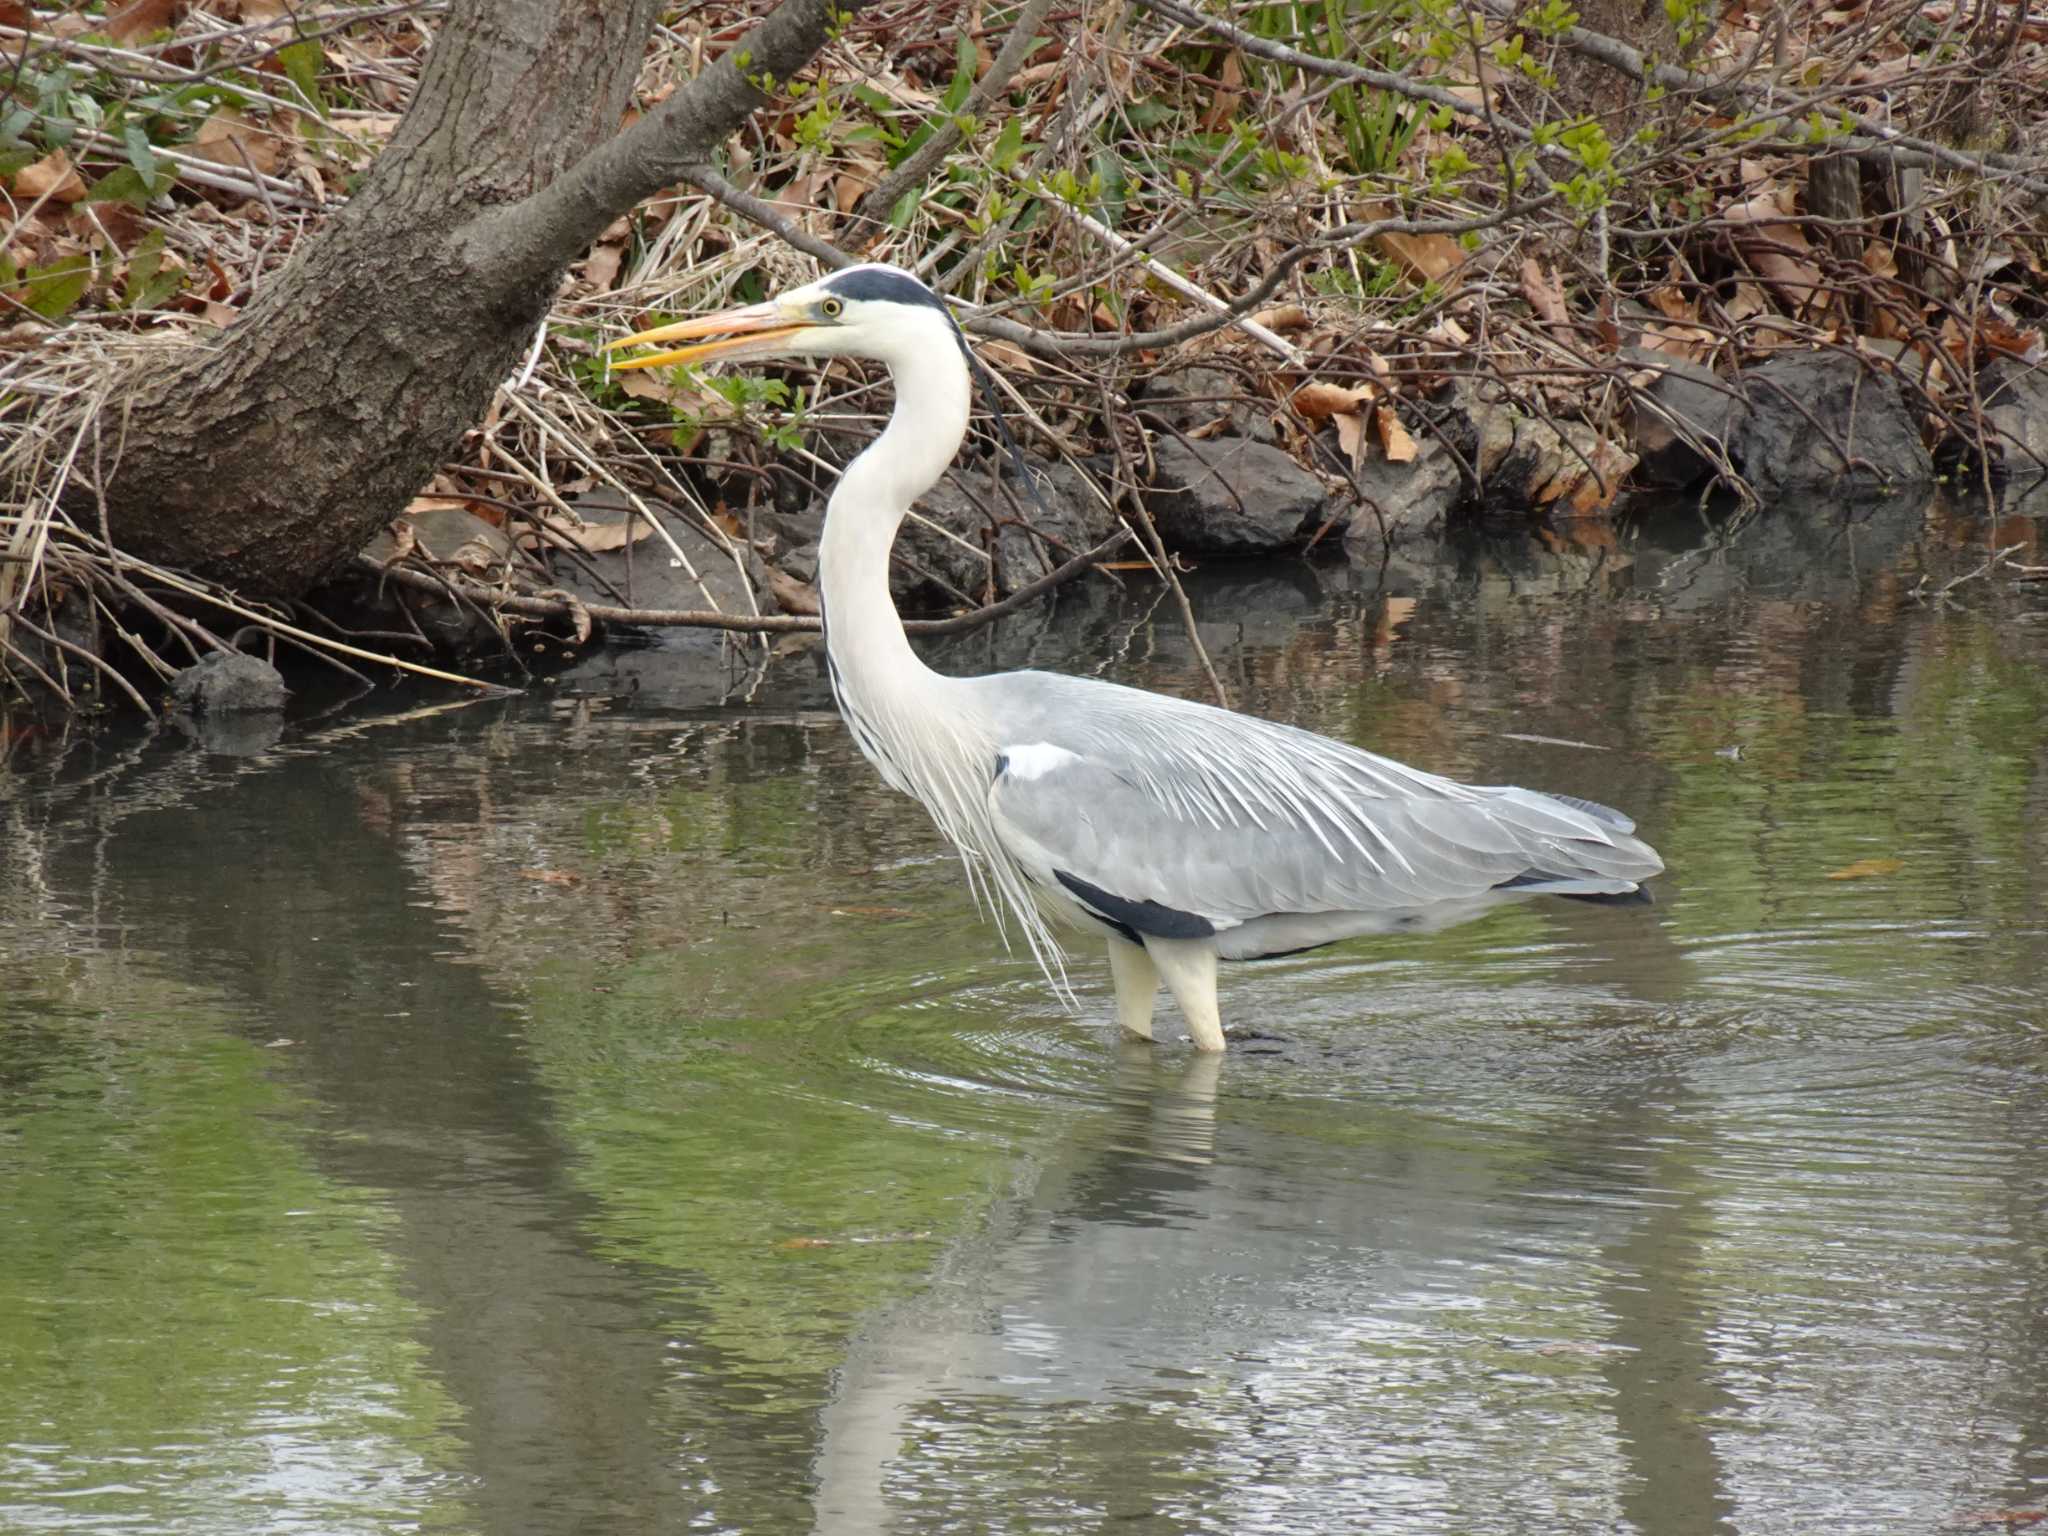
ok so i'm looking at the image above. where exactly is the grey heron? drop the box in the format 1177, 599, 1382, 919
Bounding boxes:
608, 264, 1664, 1052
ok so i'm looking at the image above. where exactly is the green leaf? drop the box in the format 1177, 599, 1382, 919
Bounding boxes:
122, 119, 156, 180
122, 229, 184, 311
888, 187, 920, 229
990, 113, 1024, 173
86, 165, 176, 207
941, 31, 976, 112
278, 40, 327, 116
23, 253, 95, 320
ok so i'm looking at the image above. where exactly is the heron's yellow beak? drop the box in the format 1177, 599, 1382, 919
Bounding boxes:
603, 301, 812, 372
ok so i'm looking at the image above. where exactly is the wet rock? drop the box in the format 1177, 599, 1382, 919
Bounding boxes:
1479, 413, 1634, 520
1136, 363, 1281, 444
1144, 437, 1333, 554
361, 505, 515, 573
549, 494, 756, 617
1977, 356, 2048, 477
1340, 424, 1465, 553
351, 505, 522, 653
1622, 350, 1748, 488
1726, 350, 1933, 497
168, 651, 288, 715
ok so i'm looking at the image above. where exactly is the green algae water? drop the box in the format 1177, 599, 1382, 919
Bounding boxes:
5, 493, 2047, 1534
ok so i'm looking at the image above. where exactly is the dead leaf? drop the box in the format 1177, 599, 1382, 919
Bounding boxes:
405, 495, 470, 516
1825, 857, 1903, 880
830, 905, 918, 918
1248, 304, 1310, 333
1200, 50, 1243, 133
329, 114, 403, 145
519, 868, 584, 887
1648, 282, 1694, 322
583, 240, 624, 294
767, 567, 820, 616
1725, 190, 1825, 313
13, 150, 86, 204
1333, 410, 1366, 467
188, 110, 285, 176
1520, 256, 1570, 331
614, 370, 723, 412
1976, 318, 2041, 362
1292, 381, 1376, 421
977, 338, 1038, 374
1722, 281, 1768, 324
1640, 322, 1715, 362
1376, 229, 1466, 287
106, 0, 184, 41
1375, 403, 1418, 462
547, 516, 654, 554
1566, 437, 1636, 515
833, 172, 872, 214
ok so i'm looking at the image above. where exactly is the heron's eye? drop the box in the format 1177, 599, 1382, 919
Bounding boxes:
821, 297, 844, 319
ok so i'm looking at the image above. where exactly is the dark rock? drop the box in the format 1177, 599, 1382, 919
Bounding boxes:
1137, 364, 1281, 444
1363, 378, 1633, 524
894, 459, 1122, 605
352, 505, 522, 653
168, 651, 288, 715
361, 505, 514, 573
987, 459, 1122, 587
1726, 350, 1933, 497
1144, 437, 1333, 554
1622, 349, 1748, 488
1977, 356, 2048, 476
1338, 418, 1465, 554
550, 495, 758, 617
545, 500, 774, 706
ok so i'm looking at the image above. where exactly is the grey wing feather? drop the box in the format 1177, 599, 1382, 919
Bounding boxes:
976, 671, 1662, 938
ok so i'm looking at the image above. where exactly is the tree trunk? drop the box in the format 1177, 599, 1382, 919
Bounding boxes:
97, 0, 853, 598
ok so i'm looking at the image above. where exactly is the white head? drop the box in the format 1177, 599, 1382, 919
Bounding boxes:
605, 263, 967, 375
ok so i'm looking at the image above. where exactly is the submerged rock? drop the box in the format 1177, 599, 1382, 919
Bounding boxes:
168, 651, 288, 715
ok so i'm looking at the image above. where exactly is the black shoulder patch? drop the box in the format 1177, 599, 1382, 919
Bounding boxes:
1055, 870, 1215, 941
822, 266, 948, 312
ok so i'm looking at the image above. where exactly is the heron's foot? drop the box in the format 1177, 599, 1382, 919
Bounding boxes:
1117, 1023, 1158, 1046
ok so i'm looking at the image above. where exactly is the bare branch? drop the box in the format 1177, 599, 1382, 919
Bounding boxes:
851, 0, 1059, 232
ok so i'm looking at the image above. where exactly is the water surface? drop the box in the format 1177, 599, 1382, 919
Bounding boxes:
4, 493, 2048, 1534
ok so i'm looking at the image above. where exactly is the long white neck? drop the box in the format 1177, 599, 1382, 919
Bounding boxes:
809, 313, 1065, 983
817, 334, 971, 692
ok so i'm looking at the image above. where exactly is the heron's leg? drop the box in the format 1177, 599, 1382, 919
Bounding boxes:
1144, 936, 1226, 1053
1105, 934, 1159, 1042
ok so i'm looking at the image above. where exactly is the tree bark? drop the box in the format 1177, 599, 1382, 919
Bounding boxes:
97, 0, 857, 598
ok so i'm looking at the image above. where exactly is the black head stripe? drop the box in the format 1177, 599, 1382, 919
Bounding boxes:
822, 264, 1059, 533
821, 266, 950, 312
